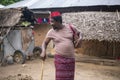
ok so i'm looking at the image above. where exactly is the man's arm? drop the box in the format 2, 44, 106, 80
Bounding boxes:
73, 27, 82, 48
40, 37, 51, 60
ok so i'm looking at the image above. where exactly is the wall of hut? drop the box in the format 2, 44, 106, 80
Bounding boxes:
33, 24, 53, 53
33, 24, 51, 46
77, 40, 120, 59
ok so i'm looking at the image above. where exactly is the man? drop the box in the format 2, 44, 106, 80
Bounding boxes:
40, 11, 82, 80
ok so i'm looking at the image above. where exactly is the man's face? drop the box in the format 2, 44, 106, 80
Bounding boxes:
50, 18, 58, 30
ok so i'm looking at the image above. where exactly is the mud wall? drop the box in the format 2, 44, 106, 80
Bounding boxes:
77, 40, 120, 59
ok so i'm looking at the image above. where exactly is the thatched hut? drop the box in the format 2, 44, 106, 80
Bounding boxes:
0, 8, 36, 64
0, 8, 22, 43
62, 11, 120, 59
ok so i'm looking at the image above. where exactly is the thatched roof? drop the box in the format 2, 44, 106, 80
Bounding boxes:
62, 11, 120, 42
0, 8, 22, 27
0, 7, 35, 43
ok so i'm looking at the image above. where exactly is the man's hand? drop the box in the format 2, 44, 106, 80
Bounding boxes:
40, 37, 51, 61
74, 39, 82, 48
40, 52, 46, 61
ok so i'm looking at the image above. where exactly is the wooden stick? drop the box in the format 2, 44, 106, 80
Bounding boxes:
116, 10, 120, 19
40, 60, 44, 80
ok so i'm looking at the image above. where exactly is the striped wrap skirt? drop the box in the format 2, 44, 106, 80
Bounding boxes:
54, 54, 75, 80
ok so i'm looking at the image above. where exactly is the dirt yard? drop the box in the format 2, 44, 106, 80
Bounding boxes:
0, 57, 120, 80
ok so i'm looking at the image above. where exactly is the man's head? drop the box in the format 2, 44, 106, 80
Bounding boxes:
50, 11, 62, 30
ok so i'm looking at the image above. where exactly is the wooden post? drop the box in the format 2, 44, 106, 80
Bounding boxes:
40, 60, 44, 80
112, 10, 119, 59
113, 41, 116, 59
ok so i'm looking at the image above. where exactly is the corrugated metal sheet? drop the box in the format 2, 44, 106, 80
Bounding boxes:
74, 0, 120, 6
5, 0, 39, 8
5, 0, 120, 9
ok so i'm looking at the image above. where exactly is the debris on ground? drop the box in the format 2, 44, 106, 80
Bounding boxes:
0, 74, 34, 80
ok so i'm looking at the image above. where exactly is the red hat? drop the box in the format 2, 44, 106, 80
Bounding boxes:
50, 11, 61, 17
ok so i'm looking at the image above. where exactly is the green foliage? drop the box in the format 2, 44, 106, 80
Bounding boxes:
0, 0, 21, 6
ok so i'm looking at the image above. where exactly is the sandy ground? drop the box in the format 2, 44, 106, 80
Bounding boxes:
0, 57, 120, 80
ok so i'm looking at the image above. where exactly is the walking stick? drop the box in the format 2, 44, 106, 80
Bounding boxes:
40, 60, 44, 80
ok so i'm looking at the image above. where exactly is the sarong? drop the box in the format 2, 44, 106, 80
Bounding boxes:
54, 54, 75, 80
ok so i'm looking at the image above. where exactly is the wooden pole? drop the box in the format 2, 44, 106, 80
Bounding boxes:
40, 60, 44, 80
112, 41, 115, 59
116, 10, 120, 19
112, 10, 119, 59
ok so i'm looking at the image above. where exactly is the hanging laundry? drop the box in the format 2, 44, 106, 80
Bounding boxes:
37, 18, 50, 24
42, 18, 49, 23
37, 18, 42, 23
